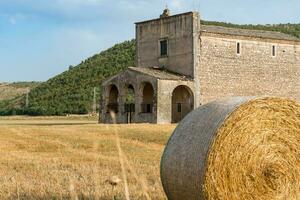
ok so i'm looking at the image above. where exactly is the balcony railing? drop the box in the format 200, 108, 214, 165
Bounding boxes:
124, 103, 135, 113
172, 103, 193, 113
141, 103, 153, 113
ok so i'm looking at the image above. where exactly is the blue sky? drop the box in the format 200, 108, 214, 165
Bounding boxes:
1, 0, 300, 82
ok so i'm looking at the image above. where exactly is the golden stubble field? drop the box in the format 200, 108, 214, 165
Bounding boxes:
0, 116, 175, 200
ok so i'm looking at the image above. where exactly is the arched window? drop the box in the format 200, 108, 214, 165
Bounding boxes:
125, 84, 135, 104
107, 85, 119, 113
172, 85, 194, 123
124, 84, 135, 123
141, 82, 154, 113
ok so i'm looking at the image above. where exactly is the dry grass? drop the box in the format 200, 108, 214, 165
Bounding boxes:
0, 83, 30, 101
0, 116, 175, 199
205, 98, 300, 200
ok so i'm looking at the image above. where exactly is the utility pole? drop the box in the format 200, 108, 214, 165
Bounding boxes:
25, 87, 30, 108
92, 87, 97, 114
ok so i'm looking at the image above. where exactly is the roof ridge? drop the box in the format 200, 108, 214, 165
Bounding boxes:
202, 24, 283, 33
129, 67, 192, 80
201, 24, 300, 41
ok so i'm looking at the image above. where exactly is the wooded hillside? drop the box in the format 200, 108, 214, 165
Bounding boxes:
0, 40, 135, 115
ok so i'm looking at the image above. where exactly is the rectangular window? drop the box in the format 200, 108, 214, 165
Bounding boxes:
272, 45, 276, 57
160, 40, 168, 56
237, 42, 241, 55
177, 103, 182, 113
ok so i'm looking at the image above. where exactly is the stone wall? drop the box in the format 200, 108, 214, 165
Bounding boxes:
100, 69, 196, 124
198, 33, 300, 104
101, 70, 158, 124
100, 11, 300, 124
136, 12, 200, 77
157, 80, 195, 124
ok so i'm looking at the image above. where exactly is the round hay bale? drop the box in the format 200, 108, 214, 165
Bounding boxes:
160, 97, 300, 200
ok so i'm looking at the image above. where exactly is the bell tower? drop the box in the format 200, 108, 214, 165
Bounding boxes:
135, 10, 200, 78
160, 8, 170, 18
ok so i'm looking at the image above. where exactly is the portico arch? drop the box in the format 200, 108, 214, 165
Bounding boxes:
107, 84, 119, 113
171, 85, 194, 123
141, 82, 154, 113
124, 84, 135, 123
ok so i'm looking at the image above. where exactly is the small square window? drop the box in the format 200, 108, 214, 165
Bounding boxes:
237, 42, 241, 55
160, 40, 168, 56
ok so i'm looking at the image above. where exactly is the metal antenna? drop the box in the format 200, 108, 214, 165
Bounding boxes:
164, 0, 168, 9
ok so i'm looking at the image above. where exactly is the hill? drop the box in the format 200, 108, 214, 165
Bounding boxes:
0, 82, 39, 101
0, 22, 300, 116
0, 40, 135, 116
0, 82, 40, 115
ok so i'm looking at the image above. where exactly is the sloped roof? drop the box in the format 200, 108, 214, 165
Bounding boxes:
102, 67, 192, 86
201, 25, 300, 41
135, 12, 194, 25
128, 67, 191, 81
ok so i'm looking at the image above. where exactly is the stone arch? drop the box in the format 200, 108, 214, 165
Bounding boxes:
107, 84, 119, 113
171, 85, 194, 123
124, 84, 135, 104
141, 82, 154, 113
124, 84, 136, 123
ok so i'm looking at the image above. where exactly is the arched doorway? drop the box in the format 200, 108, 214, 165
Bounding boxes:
172, 85, 194, 123
141, 82, 154, 113
124, 84, 135, 123
107, 85, 119, 113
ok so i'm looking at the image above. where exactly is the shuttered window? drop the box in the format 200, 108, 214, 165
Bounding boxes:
160, 40, 168, 56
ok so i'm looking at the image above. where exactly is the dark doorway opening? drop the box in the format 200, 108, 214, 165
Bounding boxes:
141, 82, 154, 113
107, 85, 119, 114
124, 84, 135, 123
171, 85, 194, 123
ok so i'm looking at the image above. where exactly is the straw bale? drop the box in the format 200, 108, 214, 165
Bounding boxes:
160, 97, 300, 200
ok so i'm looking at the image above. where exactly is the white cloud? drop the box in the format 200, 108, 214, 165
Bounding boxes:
1, 13, 30, 25
169, 0, 186, 11
56, 0, 104, 7
0, 0, 107, 21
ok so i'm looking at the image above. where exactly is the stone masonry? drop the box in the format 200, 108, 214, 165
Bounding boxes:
100, 9, 300, 124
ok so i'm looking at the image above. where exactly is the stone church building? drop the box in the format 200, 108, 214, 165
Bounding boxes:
100, 9, 300, 124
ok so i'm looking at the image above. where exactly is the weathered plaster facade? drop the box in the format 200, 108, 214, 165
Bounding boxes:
100, 10, 300, 124
136, 12, 200, 77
